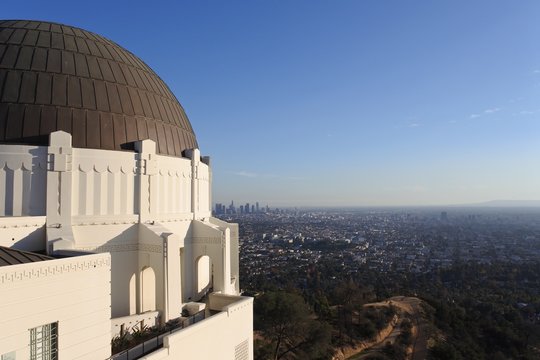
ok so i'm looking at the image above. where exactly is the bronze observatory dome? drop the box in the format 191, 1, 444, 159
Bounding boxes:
0, 20, 197, 157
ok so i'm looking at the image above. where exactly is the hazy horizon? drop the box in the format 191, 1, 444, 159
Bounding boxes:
215, 199, 540, 209
6, 1, 540, 207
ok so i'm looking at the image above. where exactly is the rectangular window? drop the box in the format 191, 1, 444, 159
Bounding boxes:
1, 351, 16, 360
29, 322, 58, 360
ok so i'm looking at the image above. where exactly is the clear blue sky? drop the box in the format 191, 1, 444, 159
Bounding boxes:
5, 1, 540, 206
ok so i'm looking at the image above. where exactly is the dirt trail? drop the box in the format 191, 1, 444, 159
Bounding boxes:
335, 315, 398, 359
339, 296, 428, 360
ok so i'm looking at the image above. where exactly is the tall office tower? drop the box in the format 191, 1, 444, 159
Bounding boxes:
256, 202, 259, 213
251, 205, 255, 213
245, 203, 250, 214
0, 20, 252, 360
215, 203, 222, 215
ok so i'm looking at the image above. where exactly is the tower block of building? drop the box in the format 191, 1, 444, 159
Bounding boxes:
0, 20, 252, 360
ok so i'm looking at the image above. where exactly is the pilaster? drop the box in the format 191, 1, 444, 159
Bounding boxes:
185, 149, 201, 219
222, 227, 232, 294
46, 131, 74, 253
135, 140, 158, 223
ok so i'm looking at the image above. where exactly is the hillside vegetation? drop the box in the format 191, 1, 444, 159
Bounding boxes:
248, 261, 540, 359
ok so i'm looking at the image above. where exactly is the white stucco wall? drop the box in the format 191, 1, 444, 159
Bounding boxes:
0, 140, 210, 222
0, 145, 47, 217
0, 216, 46, 251
71, 148, 138, 216
142, 295, 253, 360
154, 154, 192, 215
0, 253, 111, 360
209, 217, 240, 293
111, 311, 160, 338
72, 223, 139, 317
71, 146, 197, 217
0, 134, 251, 359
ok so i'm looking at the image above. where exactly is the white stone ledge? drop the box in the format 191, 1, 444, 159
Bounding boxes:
0, 216, 46, 228
72, 215, 139, 226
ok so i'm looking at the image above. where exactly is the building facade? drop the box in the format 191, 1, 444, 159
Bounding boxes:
0, 20, 252, 360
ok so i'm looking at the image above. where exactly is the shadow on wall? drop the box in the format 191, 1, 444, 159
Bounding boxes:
195, 254, 212, 300
12, 227, 46, 252
28, 147, 47, 215
80, 224, 140, 318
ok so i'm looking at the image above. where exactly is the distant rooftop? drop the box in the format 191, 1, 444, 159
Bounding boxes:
0, 246, 53, 266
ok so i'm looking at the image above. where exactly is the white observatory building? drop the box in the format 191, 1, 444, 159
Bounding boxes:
0, 20, 252, 360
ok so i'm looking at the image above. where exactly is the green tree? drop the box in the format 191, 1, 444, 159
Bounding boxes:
254, 291, 332, 360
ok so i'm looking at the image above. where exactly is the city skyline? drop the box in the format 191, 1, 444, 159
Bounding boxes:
4, 1, 540, 206
214, 199, 540, 212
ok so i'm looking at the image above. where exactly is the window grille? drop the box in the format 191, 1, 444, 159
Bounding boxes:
29, 322, 58, 360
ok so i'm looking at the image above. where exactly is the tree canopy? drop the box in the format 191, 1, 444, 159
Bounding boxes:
254, 291, 332, 360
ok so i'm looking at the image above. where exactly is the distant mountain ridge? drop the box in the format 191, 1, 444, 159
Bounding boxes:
462, 200, 540, 207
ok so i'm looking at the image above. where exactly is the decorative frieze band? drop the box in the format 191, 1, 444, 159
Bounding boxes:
0, 159, 48, 171
0, 256, 111, 284
77, 163, 138, 174
158, 168, 192, 178
75, 161, 195, 177
0, 147, 201, 177
139, 243, 164, 253
192, 236, 223, 245
76, 243, 163, 254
